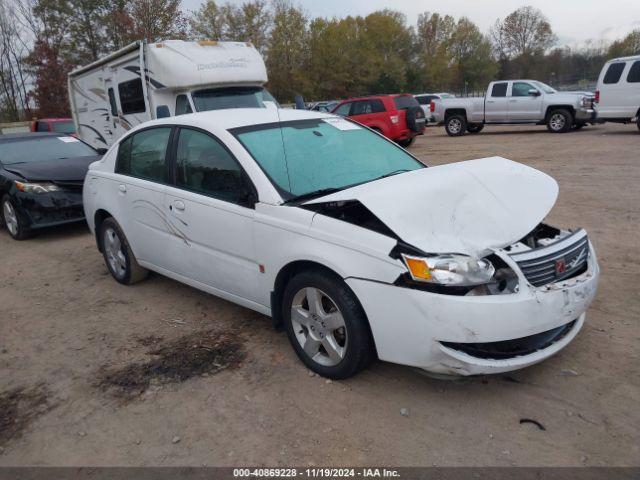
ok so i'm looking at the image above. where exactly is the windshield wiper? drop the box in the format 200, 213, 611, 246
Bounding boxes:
283, 187, 343, 205
375, 169, 411, 180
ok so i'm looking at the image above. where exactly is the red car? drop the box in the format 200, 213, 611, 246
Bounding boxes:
30, 118, 76, 135
331, 94, 425, 147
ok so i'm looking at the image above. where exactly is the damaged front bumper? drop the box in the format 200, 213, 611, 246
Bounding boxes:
345, 243, 599, 376
14, 189, 85, 229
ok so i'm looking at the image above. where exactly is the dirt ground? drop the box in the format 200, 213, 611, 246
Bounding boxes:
0, 123, 638, 467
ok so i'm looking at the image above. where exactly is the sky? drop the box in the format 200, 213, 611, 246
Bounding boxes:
181, 0, 640, 47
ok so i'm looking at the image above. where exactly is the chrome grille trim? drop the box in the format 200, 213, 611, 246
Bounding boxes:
510, 230, 590, 287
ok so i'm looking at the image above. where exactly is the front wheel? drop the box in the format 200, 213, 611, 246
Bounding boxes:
397, 137, 415, 148
546, 109, 572, 133
100, 217, 148, 285
466, 123, 484, 134
1, 195, 31, 240
283, 269, 375, 379
445, 114, 467, 136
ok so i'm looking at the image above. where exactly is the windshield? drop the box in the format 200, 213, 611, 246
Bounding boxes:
0, 136, 96, 165
233, 118, 424, 200
51, 121, 76, 134
192, 87, 278, 112
531, 81, 556, 94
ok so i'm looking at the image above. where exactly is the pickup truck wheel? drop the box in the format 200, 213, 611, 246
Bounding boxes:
546, 109, 572, 133
283, 269, 375, 379
397, 137, 415, 148
445, 115, 466, 136
467, 123, 484, 134
637, 117, 640, 131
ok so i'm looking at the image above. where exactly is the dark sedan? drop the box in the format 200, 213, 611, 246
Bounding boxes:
0, 133, 101, 240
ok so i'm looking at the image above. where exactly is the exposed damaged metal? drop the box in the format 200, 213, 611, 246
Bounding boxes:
302, 199, 399, 239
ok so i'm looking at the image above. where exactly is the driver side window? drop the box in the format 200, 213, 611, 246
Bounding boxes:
512, 82, 536, 97
175, 128, 250, 205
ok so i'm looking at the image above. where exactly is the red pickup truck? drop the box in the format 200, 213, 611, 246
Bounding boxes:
331, 94, 425, 147
30, 118, 76, 135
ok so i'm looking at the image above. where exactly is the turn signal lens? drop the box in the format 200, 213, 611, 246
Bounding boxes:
403, 256, 432, 281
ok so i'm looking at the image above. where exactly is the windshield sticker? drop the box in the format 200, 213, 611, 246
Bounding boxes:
323, 118, 362, 131
58, 136, 79, 143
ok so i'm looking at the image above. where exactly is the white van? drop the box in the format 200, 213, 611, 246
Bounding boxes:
68, 40, 275, 149
594, 55, 640, 130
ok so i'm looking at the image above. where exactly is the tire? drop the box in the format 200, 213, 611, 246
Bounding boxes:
282, 269, 375, 379
546, 109, 572, 133
445, 114, 467, 136
466, 123, 484, 134
637, 117, 640, 132
99, 217, 148, 285
397, 137, 415, 148
1, 195, 31, 240
573, 122, 586, 130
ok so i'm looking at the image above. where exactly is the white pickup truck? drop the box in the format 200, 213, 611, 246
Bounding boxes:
432, 80, 595, 136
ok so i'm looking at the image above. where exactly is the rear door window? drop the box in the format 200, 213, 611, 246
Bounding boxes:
116, 127, 171, 182
603, 63, 626, 84
627, 61, 640, 83
371, 99, 386, 113
351, 101, 373, 115
491, 83, 508, 97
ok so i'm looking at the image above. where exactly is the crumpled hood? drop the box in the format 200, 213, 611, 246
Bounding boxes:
306, 157, 559, 257
3, 155, 101, 182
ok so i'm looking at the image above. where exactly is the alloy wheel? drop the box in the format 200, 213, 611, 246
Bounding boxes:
290, 287, 348, 367
448, 118, 462, 134
3, 200, 18, 236
549, 113, 566, 131
103, 227, 127, 279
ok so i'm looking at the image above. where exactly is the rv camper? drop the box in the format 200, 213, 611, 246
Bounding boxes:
68, 40, 274, 149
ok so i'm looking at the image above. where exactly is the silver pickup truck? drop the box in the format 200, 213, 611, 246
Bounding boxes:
432, 80, 595, 136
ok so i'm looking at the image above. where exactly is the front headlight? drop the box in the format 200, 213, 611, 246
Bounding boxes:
401, 253, 495, 286
15, 181, 61, 194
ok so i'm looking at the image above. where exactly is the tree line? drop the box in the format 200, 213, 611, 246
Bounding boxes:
1, 0, 639, 121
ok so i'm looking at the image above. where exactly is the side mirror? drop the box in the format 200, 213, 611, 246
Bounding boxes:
95, 147, 108, 155
238, 176, 258, 209
529, 89, 541, 97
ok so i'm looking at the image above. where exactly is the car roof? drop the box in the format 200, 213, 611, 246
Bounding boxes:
126, 108, 334, 135
0, 132, 64, 143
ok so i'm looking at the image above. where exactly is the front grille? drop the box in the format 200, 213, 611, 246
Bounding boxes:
510, 230, 589, 287
441, 320, 577, 360
53, 180, 84, 193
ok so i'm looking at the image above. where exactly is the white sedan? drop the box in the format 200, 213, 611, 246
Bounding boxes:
83, 108, 599, 379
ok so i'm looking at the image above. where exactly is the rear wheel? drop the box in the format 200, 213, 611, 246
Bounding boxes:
100, 217, 148, 285
397, 137, 415, 148
1, 195, 31, 240
282, 269, 375, 379
546, 109, 572, 133
466, 123, 484, 134
445, 114, 466, 136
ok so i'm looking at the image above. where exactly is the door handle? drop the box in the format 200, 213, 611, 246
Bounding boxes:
509, 99, 517, 102
171, 200, 185, 212
118, 184, 126, 193
486, 100, 495, 104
